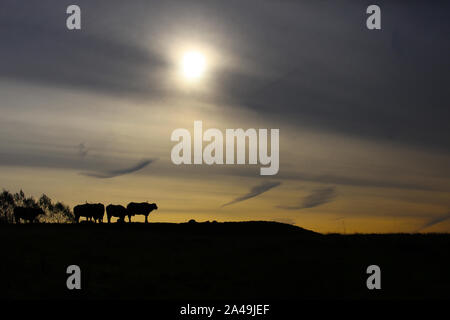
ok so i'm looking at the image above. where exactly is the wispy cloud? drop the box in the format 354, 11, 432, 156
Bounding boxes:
80, 159, 155, 179
77, 143, 89, 157
277, 186, 336, 210
222, 181, 281, 207
416, 211, 450, 232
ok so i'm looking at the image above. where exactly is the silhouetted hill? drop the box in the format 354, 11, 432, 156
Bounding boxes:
135, 220, 319, 236
0, 221, 449, 300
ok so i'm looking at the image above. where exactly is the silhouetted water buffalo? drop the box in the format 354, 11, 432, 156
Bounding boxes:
106, 204, 127, 223
14, 207, 45, 223
74, 203, 105, 223
126, 202, 158, 223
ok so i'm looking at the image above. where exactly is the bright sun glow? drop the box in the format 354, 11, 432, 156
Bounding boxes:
182, 51, 206, 80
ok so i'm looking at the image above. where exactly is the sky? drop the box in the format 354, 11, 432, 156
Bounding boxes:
0, 0, 449, 233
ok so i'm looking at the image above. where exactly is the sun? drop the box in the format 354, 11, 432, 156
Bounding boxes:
181, 51, 206, 80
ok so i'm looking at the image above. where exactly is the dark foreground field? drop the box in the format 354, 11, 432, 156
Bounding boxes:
0, 221, 449, 300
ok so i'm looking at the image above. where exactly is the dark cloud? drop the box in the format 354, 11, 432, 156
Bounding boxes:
0, 27, 168, 97
219, 1, 450, 152
416, 211, 450, 232
0, 1, 169, 97
278, 172, 445, 192
77, 143, 88, 158
277, 186, 336, 210
222, 181, 281, 207
80, 159, 155, 179
227, 166, 448, 192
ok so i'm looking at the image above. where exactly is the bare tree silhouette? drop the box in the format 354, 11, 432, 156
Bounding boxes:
0, 189, 74, 224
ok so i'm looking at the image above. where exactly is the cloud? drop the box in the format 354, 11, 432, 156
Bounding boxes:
222, 181, 281, 207
0, 1, 169, 98
77, 143, 89, 157
416, 211, 450, 232
80, 159, 155, 179
1, 1, 449, 151
267, 170, 445, 192
277, 186, 336, 210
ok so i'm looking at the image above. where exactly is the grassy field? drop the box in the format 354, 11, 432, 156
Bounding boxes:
1, 221, 449, 300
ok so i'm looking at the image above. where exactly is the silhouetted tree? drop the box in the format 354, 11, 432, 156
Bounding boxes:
39, 194, 53, 212
23, 196, 39, 209
0, 190, 15, 223
52, 201, 74, 223
0, 189, 74, 224
38, 194, 74, 223
13, 189, 25, 207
